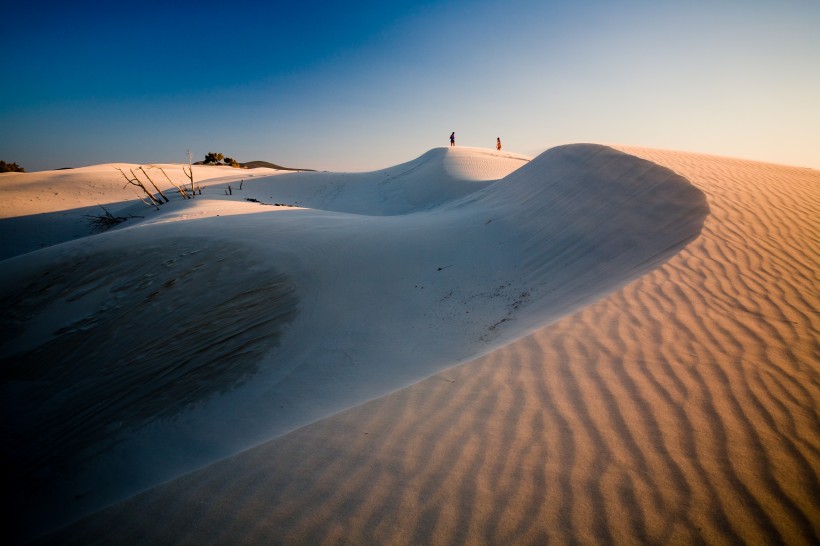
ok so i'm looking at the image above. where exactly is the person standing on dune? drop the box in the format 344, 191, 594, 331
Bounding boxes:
496, 137, 502, 151
450, 132, 455, 147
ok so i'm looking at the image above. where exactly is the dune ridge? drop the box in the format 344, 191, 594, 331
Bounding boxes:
238, 146, 532, 216
41, 147, 819, 545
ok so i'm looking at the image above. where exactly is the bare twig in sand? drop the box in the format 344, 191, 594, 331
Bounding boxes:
183, 163, 195, 197
152, 165, 191, 199
85, 205, 141, 232
127, 187, 159, 210
116, 168, 163, 209
137, 167, 170, 203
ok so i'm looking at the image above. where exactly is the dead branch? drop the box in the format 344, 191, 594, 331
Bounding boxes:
127, 186, 159, 210
129, 168, 165, 206
85, 205, 142, 232
153, 165, 191, 199
116, 167, 163, 208
138, 167, 170, 203
183, 163, 195, 197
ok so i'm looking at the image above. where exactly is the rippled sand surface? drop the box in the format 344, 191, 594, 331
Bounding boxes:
44, 149, 819, 545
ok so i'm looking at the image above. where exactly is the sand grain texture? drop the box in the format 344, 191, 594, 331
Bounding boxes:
43, 148, 820, 544
38, 148, 819, 545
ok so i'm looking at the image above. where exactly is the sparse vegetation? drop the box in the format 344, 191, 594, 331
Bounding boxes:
115, 164, 199, 209
182, 162, 199, 196
85, 205, 141, 232
116, 167, 164, 209
152, 165, 193, 199
203, 152, 224, 165
0, 160, 25, 173
136, 167, 171, 204
201, 152, 243, 168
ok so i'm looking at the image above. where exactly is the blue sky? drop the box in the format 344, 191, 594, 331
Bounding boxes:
2, 0, 818, 171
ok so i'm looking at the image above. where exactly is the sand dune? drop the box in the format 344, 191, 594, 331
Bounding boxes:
4, 144, 817, 544
1, 144, 709, 542
36, 147, 819, 545
0, 149, 529, 261
0, 163, 283, 260
238, 147, 532, 216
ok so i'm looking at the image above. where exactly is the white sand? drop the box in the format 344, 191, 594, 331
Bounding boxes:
2, 145, 817, 544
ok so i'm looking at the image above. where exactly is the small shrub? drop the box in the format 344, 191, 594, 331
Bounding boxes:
204, 152, 225, 165
85, 205, 140, 232
0, 160, 25, 173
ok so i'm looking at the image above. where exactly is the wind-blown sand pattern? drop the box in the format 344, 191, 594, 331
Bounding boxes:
4, 146, 817, 544
3, 145, 710, 543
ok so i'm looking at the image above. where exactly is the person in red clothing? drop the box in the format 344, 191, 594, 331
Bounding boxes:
496, 137, 502, 150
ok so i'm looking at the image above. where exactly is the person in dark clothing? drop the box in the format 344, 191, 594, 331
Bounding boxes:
450, 132, 455, 147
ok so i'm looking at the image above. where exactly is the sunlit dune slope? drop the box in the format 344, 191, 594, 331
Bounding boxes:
1, 144, 708, 542
42, 147, 819, 546
0, 163, 280, 260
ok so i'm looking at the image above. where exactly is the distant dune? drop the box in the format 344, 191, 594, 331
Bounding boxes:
240, 160, 313, 171
2, 145, 817, 544
190, 160, 313, 171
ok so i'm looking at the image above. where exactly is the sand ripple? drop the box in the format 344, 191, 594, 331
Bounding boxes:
40, 150, 820, 545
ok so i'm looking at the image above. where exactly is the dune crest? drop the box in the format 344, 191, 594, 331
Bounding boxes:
1, 145, 709, 541
237, 146, 532, 216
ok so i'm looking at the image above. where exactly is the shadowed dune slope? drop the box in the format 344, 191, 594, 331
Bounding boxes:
43, 148, 819, 545
2, 145, 708, 542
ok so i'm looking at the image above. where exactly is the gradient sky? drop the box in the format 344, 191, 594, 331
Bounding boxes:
2, 0, 819, 171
